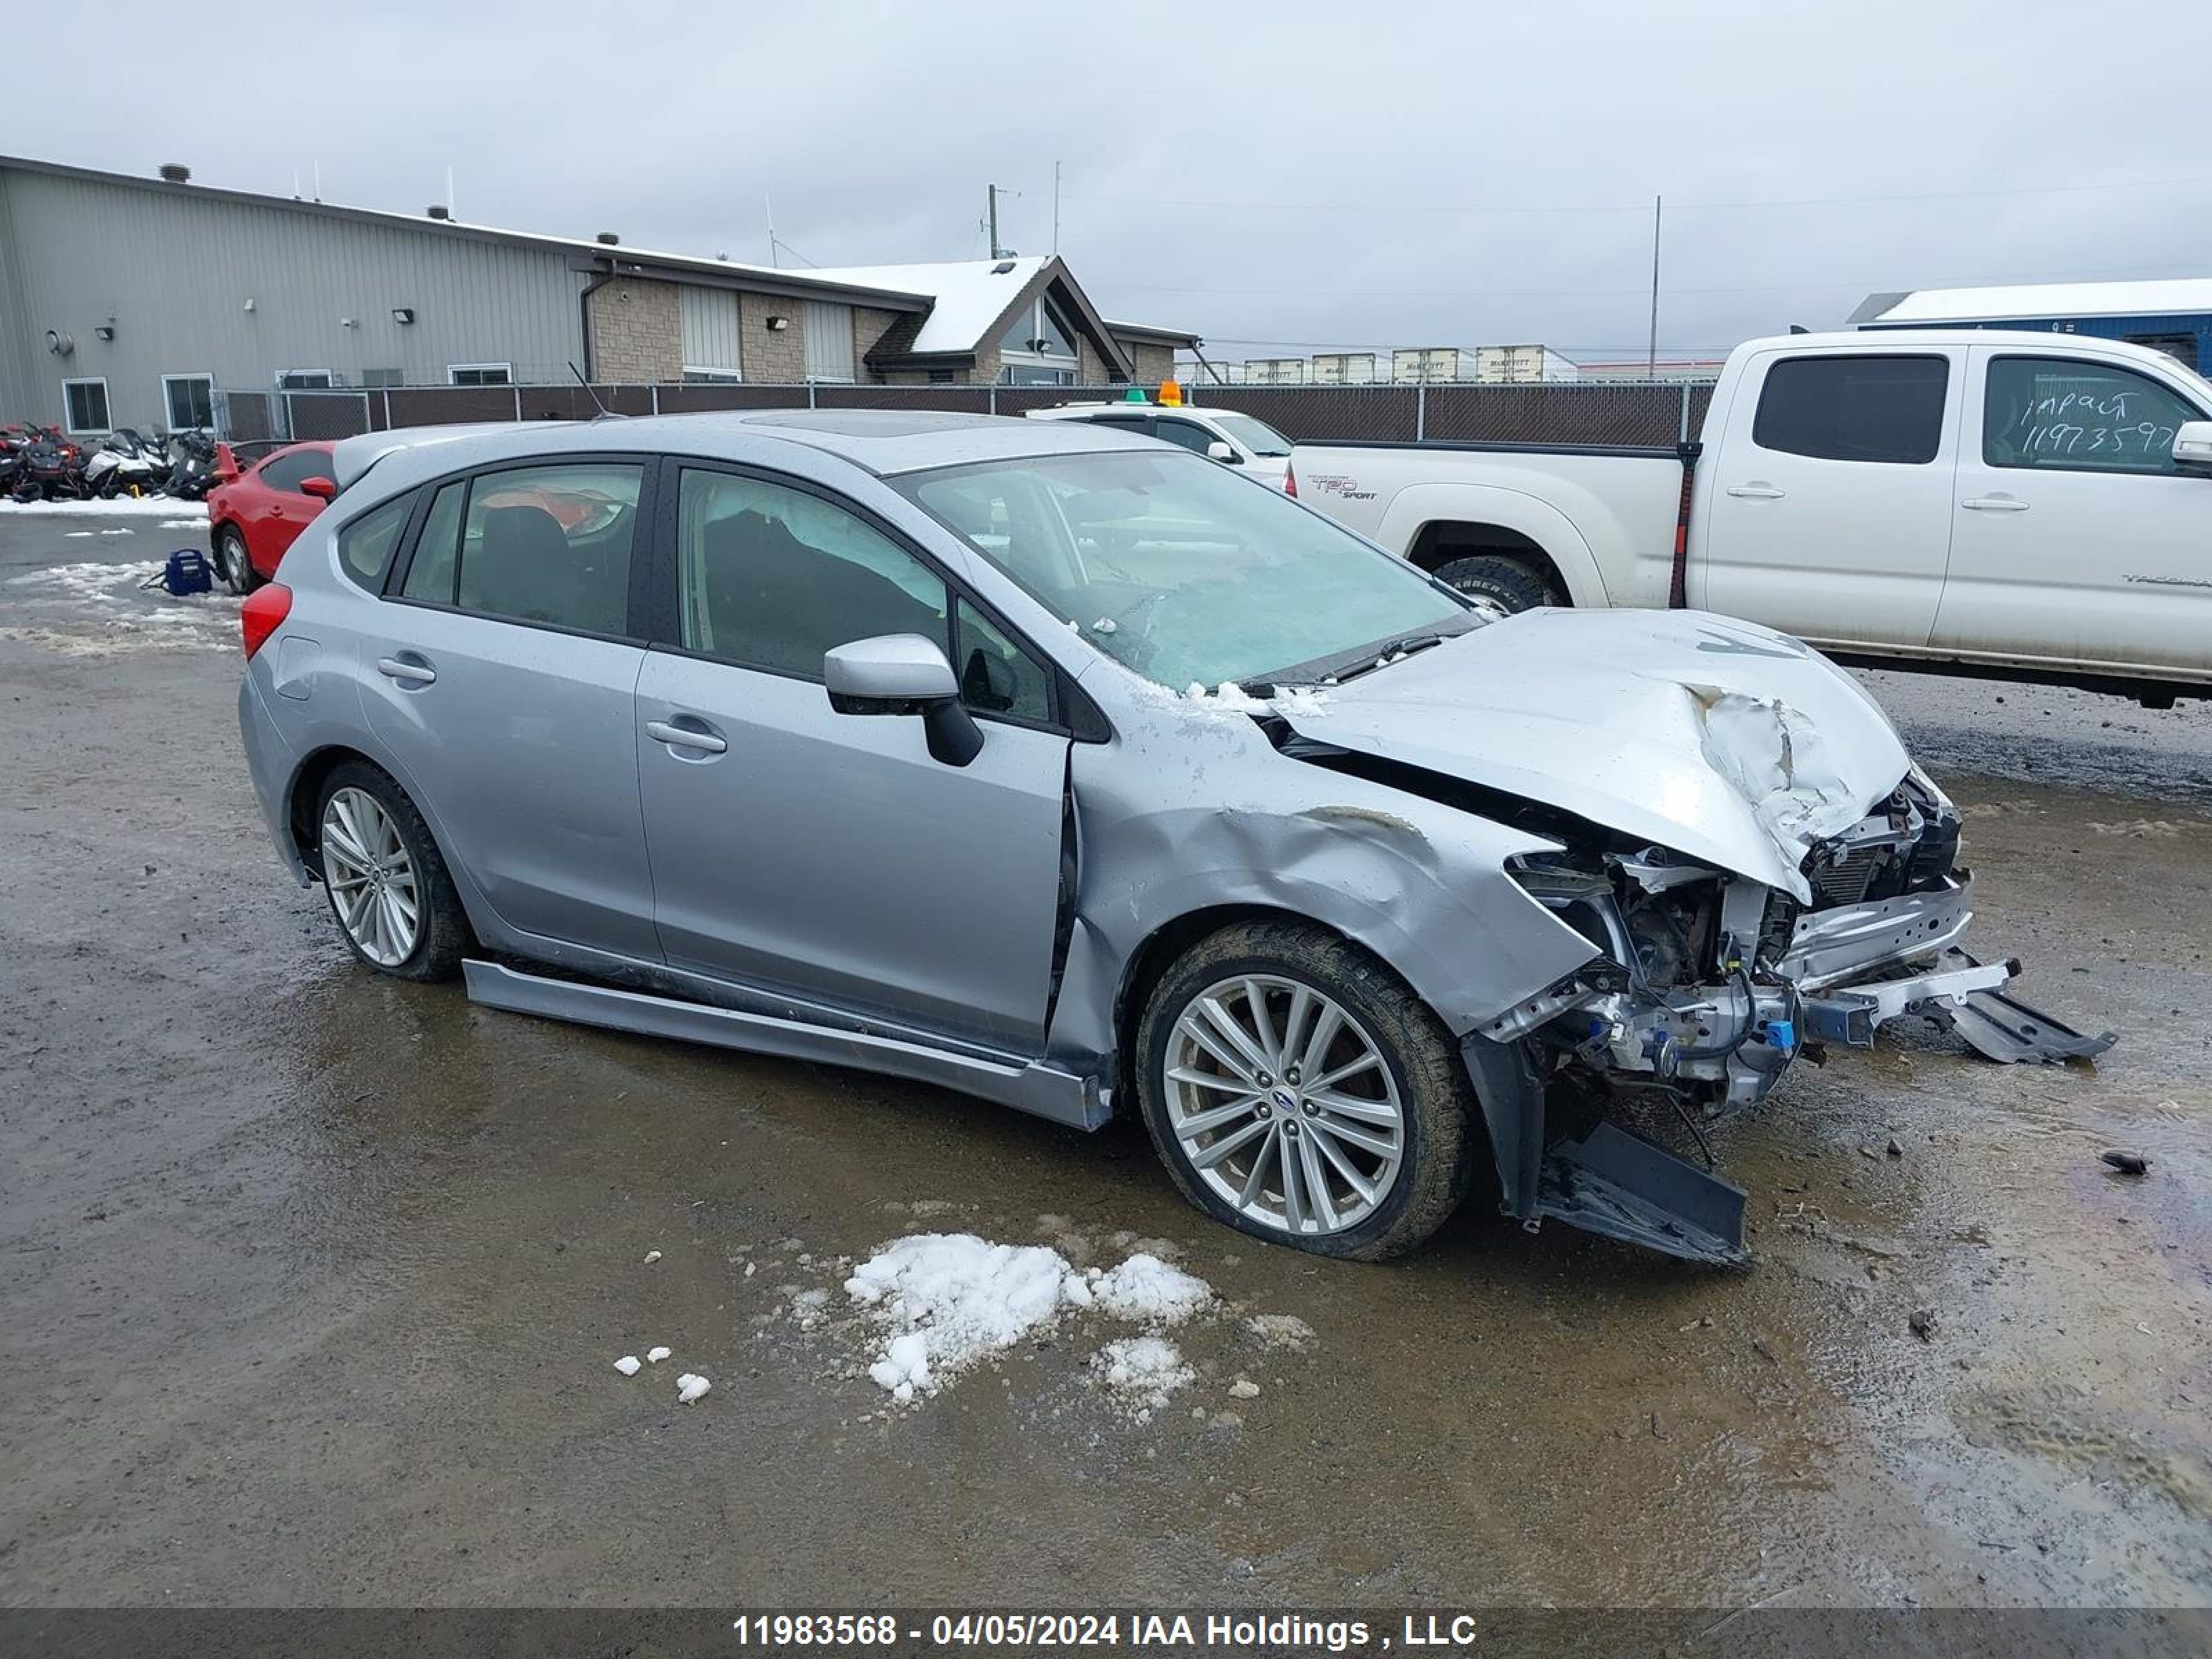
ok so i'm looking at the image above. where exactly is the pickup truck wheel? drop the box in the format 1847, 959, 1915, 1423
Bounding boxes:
1433, 554, 1555, 616
1136, 920, 1478, 1261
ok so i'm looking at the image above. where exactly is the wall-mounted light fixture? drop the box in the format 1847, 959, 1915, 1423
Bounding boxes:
340, 317, 358, 329
765, 315, 791, 332
93, 321, 116, 341
392, 307, 415, 326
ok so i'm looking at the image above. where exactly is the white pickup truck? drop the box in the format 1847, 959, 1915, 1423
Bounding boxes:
1288, 330, 2212, 705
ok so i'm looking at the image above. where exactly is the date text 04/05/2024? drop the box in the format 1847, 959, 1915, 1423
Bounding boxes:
729, 1611, 1487, 1650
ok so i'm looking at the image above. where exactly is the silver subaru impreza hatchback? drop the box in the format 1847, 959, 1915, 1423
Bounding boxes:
238, 411, 2106, 1265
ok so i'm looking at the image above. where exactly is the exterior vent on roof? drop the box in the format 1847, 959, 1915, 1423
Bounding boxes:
991, 260, 1016, 274
597, 232, 620, 246
158, 162, 191, 184
427, 205, 451, 221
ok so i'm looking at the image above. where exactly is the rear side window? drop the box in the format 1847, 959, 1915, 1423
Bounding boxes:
1983, 356, 2200, 475
1751, 355, 1948, 465
409, 463, 644, 636
337, 493, 415, 590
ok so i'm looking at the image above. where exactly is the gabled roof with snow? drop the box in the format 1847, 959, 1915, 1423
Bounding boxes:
1855, 279, 2212, 326
797, 257, 1055, 353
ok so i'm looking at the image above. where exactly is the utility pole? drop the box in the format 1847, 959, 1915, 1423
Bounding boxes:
1052, 161, 1061, 256
987, 185, 1004, 260
1647, 194, 1662, 379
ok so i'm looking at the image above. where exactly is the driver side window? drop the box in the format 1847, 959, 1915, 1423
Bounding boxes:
676, 469, 947, 680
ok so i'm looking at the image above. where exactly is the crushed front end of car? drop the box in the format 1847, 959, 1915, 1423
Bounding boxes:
1257, 609, 2116, 1266
1466, 764, 2112, 1265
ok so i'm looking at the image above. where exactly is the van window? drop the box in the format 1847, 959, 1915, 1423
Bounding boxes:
1751, 355, 1948, 465
1983, 356, 2201, 476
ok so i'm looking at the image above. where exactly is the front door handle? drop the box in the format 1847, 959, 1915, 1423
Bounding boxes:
1726, 482, 1787, 500
376, 654, 437, 686
646, 718, 727, 756
1962, 495, 2030, 512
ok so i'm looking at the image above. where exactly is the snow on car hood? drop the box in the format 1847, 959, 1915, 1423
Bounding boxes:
1278, 608, 1910, 901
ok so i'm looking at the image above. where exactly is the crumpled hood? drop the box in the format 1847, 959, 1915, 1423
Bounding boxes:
1280, 608, 1911, 901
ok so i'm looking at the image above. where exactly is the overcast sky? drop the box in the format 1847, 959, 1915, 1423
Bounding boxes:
8, 0, 2208, 365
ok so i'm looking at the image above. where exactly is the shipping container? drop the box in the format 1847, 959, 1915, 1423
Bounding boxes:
1244, 358, 1308, 385
1310, 353, 1378, 385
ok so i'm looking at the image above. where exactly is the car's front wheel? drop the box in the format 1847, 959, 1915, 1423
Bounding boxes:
216, 527, 256, 596
315, 762, 469, 981
1135, 920, 1479, 1260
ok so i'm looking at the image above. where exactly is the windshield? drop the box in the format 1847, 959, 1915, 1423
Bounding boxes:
894, 449, 1470, 690
1208, 412, 1293, 457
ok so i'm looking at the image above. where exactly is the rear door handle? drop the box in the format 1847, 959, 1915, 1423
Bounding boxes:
376, 654, 436, 686
1962, 496, 2030, 512
1726, 482, 1786, 500
646, 718, 727, 756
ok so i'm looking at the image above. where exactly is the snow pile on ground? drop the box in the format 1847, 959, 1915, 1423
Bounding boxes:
612, 1354, 641, 1376
676, 1372, 711, 1403
2, 560, 240, 654
1086, 1253, 1215, 1325
1245, 1313, 1316, 1351
1, 495, 207, 519
1090, 1336, 1194, 1415
844, 1234, 1091, 1403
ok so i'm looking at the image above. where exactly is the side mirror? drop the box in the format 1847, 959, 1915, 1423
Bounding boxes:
2173, 421, 2212, 474
824, 633, 982, 767
300, 475, 338, 500
1205, 440, 1240, 463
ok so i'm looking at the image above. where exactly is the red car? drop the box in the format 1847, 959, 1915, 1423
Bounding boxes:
207, 441, 338, 594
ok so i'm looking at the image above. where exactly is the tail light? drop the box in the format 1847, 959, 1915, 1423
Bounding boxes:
1282, 462, 1297, 498
241, 582, 291, 659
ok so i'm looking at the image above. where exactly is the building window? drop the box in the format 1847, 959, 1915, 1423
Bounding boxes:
449, 364, 513, 386
62, 377, 111, 433
997, 293, 1082, 384
276, 369, 335, 390
162, 374, 215, 430
803, 302, 856, 382
682, 368, 744, 384
360, 368, 406, 388
678, 288, 743, 382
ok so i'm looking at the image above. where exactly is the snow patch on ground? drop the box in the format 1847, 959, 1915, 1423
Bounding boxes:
1086, 1253, 1214, 1325
1, 496, 207, 519
676, 1372, 711, 1403
1245, 1313, 1316, 1351
1091, 1336, 1194, 1415
2, 560, 241, 654
844, 1234, 1089, 1402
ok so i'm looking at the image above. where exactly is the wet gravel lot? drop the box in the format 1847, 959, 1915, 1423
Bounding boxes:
1, 512, 2207, 1612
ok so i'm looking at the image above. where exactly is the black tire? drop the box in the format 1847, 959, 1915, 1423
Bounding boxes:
1134, 919, 1479, 1261
216, 526, 256, 595
1432, 554, 1557, 615
314, 761, 471, 982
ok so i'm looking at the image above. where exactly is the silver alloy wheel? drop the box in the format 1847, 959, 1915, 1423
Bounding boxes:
319, 787, 421, 968
219, 529, 250, 594
1163, 973, 1405, 1237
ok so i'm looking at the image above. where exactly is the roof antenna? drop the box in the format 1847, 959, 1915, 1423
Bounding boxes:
568, 362, 623, 420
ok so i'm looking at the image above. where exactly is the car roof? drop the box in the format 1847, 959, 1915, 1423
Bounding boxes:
330, 408, 1160, 492
1028, 402, 1211, 419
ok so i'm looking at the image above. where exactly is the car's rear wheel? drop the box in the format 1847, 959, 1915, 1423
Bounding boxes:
216, 527, 255, 595
315, 762, 469, 982
1135, 920, 1478, 1260
1432, 554, 1555, 619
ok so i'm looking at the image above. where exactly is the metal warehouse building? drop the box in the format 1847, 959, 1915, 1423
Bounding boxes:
1851, 279, 2212, 372
0, 154, 1197, 438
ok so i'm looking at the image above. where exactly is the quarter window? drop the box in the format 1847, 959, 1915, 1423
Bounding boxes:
1983, 356, 2201, 475
1751, 355, 1948, 465
675, 469, 946, 679
421, 462, 644, 635
953, 599, 1053, 722
163, 374, 215, 430
337, 492, 415, 590
62, 377, 110, 433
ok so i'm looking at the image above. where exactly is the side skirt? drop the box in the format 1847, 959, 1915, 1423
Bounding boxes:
462, 960, 1109, 1132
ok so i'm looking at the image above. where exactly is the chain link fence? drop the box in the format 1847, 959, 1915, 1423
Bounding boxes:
214, 378, 1716, 449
